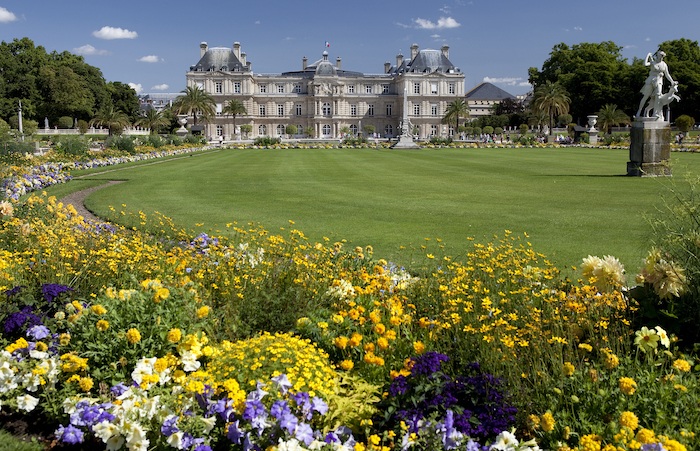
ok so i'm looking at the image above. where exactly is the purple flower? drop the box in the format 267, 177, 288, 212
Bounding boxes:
211, 398, 235, 421
227, 421, 244, 444
272, 373, 292, 395
161, 415, 179, 437
294, 422, 314, 446
56, 424, 84, 444
27, 324, 50, 340
3, 306, 41, 335
270, 400, 291, 419
641, 445, 667, 451
4, 285, 25, 297
41, 283, 73, 302
410, 351, 449, 376
311, 397, 328, 415
194, 445, 212, 451
111, 383, 129, 397
279, 412, 299, 435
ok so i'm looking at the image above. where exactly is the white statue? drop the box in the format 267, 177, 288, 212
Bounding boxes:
636, 50, 677, 120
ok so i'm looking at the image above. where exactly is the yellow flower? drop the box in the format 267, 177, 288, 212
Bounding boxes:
579, 434, 602, 451
634, 326, 660, 353
90, 304, 107, 315
349, 333, 363, 347
619, 377, 637, 395
562, 362, 575, 377
96, 320, 110, 331
167, 328, 182, 344
377, 337, 389, 350
126, 328, 142, 344
334, 336, 349, 350
59, 333, 71, 346
196, 306, 210, 318
619, 411, 639, 430
373, 323, 386, 335
540, 411, 555, 432
635, 428, 656, 444
413, 341, 425, 354
578, 343, 593, 353
154, 287, 170, 303
603, 351, 619, 370
672, 359, 691, 372
79, 377, 94, 392
340, 360, 354, 371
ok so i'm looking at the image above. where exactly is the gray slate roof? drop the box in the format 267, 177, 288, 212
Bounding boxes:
390, 49, 460, 74
465, 82, 515, 101
190, 47, 247, 72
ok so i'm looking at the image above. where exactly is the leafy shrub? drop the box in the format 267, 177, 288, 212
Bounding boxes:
57, 116, 74, 129
55, 135, 89, 157
184, 133, 204, 144
429, 136, 453, 145
144, 134, 165, 148
105, 135, 135, 153
76, 120, 89, 134
167, 134, 183, 146
342, 136, 367, 146
254, 136, 281, 146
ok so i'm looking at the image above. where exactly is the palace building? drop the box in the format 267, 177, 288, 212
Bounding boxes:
185, 41, 465, 140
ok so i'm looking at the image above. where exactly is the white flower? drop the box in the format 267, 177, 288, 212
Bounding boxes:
490, 429, 519, 450
16, 393, 40, 412
93, 421, 124, 450
179, 350, 201, 372
201, 416, 217, 434
166, 431, 184, 449
131, 357, 156, 385
278, 438, 307, 451
655, 326, 671, 348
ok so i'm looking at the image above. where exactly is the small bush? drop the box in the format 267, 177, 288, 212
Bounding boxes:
105, 135, 136, 153
167, 134, 183, 146
184, 133, 204, 144
144, 134, 165, 148
254, 136, 282, 146
55, 135, 89, 157
342, 136, 367, 146
429, 136, 453, 145
57, 116, 74, 129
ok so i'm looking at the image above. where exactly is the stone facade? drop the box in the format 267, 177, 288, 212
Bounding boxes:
185, 42, 464, 140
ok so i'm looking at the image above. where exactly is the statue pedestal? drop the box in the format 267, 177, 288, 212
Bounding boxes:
392, 134, 420, 149
627, 118, 671, 177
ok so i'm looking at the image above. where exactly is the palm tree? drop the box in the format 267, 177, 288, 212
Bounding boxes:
222, 99, 247, 135
172, 86, 215, 126
90, 106, 131, 136
442, 98, 470, 132
595, 104, 630, 134
531, 81, 570, 136
135, 108, 170, 135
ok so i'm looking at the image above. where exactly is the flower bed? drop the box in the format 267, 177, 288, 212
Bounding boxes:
0, 152, 698, 450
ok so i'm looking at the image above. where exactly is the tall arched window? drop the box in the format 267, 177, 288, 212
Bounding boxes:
276, 124, 286, 136
322, 102, 332, 116
322, 124, 331, 136
349, 124, 358, 135
258, 125, 267, 135
384, 124, 393, 136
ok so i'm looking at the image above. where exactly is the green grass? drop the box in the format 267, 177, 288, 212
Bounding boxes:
52, 147, 700, 275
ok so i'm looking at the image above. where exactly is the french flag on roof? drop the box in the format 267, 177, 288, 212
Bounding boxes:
325, 41, 330, 48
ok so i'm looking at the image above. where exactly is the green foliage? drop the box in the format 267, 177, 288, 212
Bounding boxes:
518, 123, 529, 135
320, 374, 381, 434
363, 124, 376, 135
483, 125, 494, 135
428, 136, 452, 145
596, 104, 631, 135
57, 116, 73, 129
168, 134, 183, 146
105, 135, 135, 153
144, 134, 165, 148
494, 127, 504, 135
660, 39, 700, 120
254, 136, 282, 146
557, 114, 572, 126
285, 124, 298, 136
239, 124, 253, 138
76, 119, 88, 134
342, 136, 367, 146
55, 135, 89, 157
631, 178, 700, 349
184, 133, 205, 144
442, 98, 469, 130
173, 86, 215, 126
675, 114, 695, 133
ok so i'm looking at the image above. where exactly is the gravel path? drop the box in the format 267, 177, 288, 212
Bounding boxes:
59, 180, 124, 223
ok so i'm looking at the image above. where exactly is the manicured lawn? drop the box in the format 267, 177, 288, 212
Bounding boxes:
63, 146, 700, 275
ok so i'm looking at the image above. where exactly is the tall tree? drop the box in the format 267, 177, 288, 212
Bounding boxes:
135, 108, 170, 134
222, 99, 247, 134
442, 98, 469, 131
659, 39, 700, 120
107, 82, 140, 122
172, 85, 215, 126
595, 104, 630, 134
531, 81, 570, 136
90, 106, 131, 135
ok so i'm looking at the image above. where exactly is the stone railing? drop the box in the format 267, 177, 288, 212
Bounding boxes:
35, 127, 151, 136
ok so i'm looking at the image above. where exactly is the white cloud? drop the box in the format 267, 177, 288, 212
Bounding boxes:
574, 26, 583, 31
128, 83, 143, 94
483, 76, 531, 88
414, 16, 461, 29
93, 26, 138, 40
431, 34, 441, 39
151, 84, 169, 91
138, 55, 161, 63
73, 44, 109, 56
0, 7, 17, 23
254, 20, 261, 25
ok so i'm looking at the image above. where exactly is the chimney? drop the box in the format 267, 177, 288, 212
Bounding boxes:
384, 61, 391, 73
200, 42, 208, 58
241, 52, 247, 66
441, 45, 449, 59
233, 42, 241, 59
336, 57, 341, 69
396, 53, 404, 68
410, 43, 419, 60
246, 62, 252, 71
302, 56, 308, 70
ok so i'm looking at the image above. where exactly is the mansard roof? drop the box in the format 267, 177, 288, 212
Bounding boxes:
190, 47, 247, 72
282, 51, 364, 78
466, 82, 515, 100
407, 49, 459, 73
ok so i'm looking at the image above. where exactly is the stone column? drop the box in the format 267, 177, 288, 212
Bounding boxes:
627, 117, 671, 177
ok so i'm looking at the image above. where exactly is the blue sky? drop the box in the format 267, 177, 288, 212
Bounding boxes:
0, 0, 698, 97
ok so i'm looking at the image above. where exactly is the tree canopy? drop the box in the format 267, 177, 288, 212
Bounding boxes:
0, 38, 138, 127
529, 39, 700, 123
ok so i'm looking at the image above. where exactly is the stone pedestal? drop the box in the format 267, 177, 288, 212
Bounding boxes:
392, 134, 420, 149
627, 118, 671, 177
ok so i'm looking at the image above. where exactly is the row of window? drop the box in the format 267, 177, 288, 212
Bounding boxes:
212, 81, 457, 95
214, 123, 452, 137
251, 103, 443, 117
